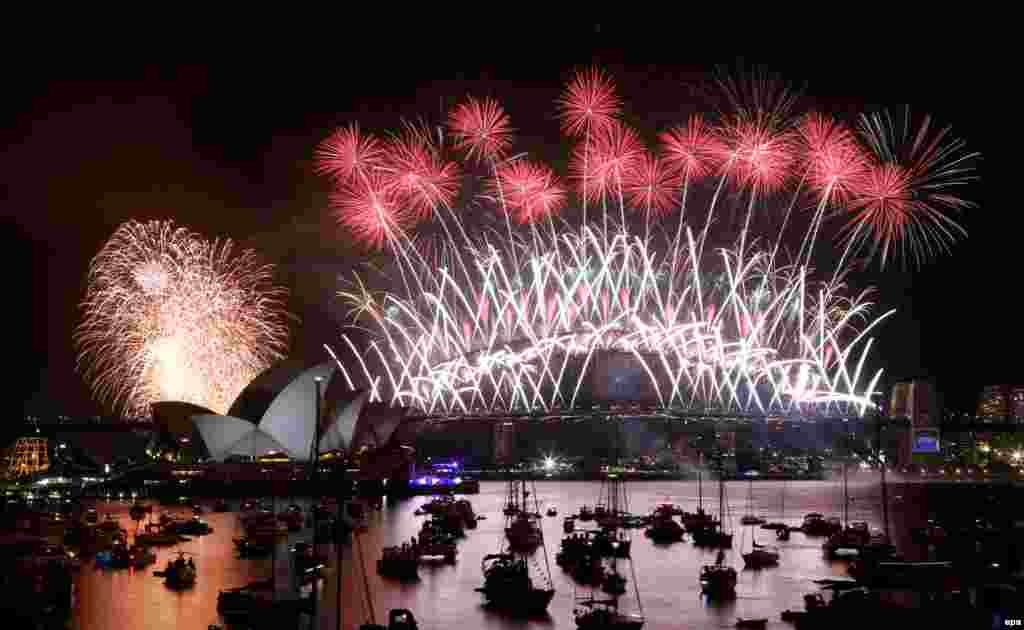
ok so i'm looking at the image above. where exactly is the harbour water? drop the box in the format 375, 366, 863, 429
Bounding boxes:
67, 479, 1014, 629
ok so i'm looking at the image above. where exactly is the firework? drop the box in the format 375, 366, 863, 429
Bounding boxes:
75, 220, 290, 417
314, 122, 385, 183
659, 115, 727, 182
557, 66, 621, 139
491, 160, 567, 225
626, 153, 680, 219
330, 169, 412, 250
569, 121, 644, 209
382, 122, 462, 222
843, 109, 979, 266
316, 68, 978, 417
448, 96, 514, 163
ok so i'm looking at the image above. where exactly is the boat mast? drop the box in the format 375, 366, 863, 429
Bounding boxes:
843, 457, 849, 528
698, 453, 703, 513
876, 412, 890, 540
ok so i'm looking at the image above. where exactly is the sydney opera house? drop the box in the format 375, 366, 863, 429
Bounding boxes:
150, 360, 415, 472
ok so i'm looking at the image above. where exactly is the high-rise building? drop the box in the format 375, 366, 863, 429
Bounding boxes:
493, 422, 516, 465
889, 380, 941, 468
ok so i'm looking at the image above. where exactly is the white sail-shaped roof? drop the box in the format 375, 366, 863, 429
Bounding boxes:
171, 361, 411, 462
192, 415, 261, 462
320, 389, 370, 452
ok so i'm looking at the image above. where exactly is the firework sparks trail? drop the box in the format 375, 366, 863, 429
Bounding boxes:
558, 66, 622, 227
316, 69, 978, 418
843, 108, 980, 267
75, 220, 290, 417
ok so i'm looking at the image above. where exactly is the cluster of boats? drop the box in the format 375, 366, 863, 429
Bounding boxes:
380, 494, 475, 579
232, 501, 302, 557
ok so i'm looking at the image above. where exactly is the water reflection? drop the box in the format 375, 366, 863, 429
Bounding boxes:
66, 479, 988, 629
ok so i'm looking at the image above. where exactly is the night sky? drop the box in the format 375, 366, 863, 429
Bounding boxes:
1, 31, 999, 417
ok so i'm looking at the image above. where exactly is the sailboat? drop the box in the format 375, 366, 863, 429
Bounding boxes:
505, 477, 543, 551
691, 455, 732, 548
739, 479, 765, 525
823, 458, 871, 557
575, 426, 644, 630
762, 479, 789, 537
477, 474, 555, 614
741, 521, 779, 569
682, 454, 714, 532
594, 472, 632, 557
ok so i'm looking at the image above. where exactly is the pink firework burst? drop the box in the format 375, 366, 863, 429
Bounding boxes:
557, 66, 621, 138
569, 121, 644, 203
448, 96, 514, 163
797, 113, 869, 205
330, 170, 410, 251
847, 109, 978, 266
626, 153, 680, 217
842, 163, 913, 265
491, 160, 566, 224
658, 114, 727, 181
721, 119, 794, 194
314, 122, 386, 183
383, 123, 462, 222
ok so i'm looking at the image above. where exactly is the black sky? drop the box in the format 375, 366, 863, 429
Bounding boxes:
1, 29, 1001, 417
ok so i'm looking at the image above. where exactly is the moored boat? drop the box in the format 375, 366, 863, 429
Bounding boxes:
700, 563, 737, 596
476, 553, 555, 614
574, 597, 644, 629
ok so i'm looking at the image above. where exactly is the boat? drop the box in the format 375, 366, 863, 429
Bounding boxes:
129, 503, 147, 523
176, 516, 213, 535
700, 563, 737, 596
564, 516, 577, 534
154, 551, 197, 588
378, 545, 419, 580
574, 597, 644, 629
479, 475, 555, 615
357, 609, 420, 630
602, 569, 627, 595
691, 455, 733, 548
476, 553, 555, 614
453, 499, 477, 528
802, 512, 840, 536
505, 479, 543, 551
739, 479, 765, 525
741, 519, 779, 568
735, 618, 767, 629
742, 544, 780, 568
644, 516, 684, 543
579, 505, 595, 521
217, 579, 275, 620
233, 537, 274, 557
135, 522, 184, 546
575, 433, 644, 629
111, 543, 156, 569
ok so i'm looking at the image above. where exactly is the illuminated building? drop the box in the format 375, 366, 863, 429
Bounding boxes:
7, 437, 49, 477
493, 422, 516, 465
976, 385, 1024, 421
162, 361, 407, 462
889, 380, 941, 468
